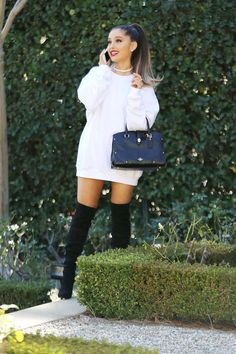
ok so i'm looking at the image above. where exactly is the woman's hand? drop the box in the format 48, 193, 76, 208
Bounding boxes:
131, 73, 143, 89
99, 49, 109, 66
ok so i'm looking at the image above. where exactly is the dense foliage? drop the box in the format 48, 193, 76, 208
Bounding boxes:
4, 0, 236, 243
76, 245, 236, 324
0, 280, 50, 309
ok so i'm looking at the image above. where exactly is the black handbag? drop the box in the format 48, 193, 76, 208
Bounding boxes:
111, 118, 166, 170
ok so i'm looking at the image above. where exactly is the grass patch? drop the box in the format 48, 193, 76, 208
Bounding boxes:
3, 333, 158, 353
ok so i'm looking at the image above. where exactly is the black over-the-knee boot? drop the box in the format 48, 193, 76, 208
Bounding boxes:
111, 202, 131, 249
58, 202, 97, 299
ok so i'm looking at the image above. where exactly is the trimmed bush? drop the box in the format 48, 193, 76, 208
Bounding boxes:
0, 280, 50, 309
3, 334, 158, 354
76, 246, 236, 325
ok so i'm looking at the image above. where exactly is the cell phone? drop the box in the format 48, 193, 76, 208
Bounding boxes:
104, 50, 110, 62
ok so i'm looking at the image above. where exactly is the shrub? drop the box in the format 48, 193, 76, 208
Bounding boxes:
0, 219, 51, 281
0, 280, 50, 309
76, 246, 236, 325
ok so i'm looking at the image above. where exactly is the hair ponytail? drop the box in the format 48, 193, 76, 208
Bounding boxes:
112, 23, 161, 87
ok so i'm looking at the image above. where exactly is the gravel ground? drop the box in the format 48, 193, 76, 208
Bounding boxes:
25, 314, 236, 354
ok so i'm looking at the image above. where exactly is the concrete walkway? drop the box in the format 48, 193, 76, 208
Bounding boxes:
3, 298, 86, 330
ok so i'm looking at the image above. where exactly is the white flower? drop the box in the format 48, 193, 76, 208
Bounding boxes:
0, 304, 19, 311
154, 243, 162, 248
222, 233, 230, 239
40, 36, 47, 44
47, 288, 60, 302
10, 224, 19, 232
158, 223, 164, 231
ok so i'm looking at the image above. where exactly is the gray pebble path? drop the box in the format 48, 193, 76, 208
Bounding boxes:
25, 315, 236, 354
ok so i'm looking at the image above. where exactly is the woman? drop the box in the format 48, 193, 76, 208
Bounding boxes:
59, 23, 160, 299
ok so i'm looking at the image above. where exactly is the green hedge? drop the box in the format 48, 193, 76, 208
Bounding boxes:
0, 280, 50, 309
76, 246, 236, 325
4, 0, 236, 238
4, 334, 158, 354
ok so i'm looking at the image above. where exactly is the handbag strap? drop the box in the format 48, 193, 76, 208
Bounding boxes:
125, 117, 151, 134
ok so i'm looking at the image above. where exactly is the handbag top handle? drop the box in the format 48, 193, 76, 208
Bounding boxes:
125, 117, 151, 134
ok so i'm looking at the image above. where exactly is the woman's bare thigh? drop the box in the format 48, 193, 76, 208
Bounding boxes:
111, 182, 135, 204
77, 177, 104, 208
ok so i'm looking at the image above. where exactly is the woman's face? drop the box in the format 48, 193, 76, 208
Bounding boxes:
107, 28, 137, 64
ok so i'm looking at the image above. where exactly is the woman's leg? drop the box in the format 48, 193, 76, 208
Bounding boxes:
110, 182, 135, 249
111, 182, 134, 205
77, 177, 104, 208
59, 178, 104, 299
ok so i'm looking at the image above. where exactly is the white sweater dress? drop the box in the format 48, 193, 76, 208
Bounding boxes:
76, 65, 160, 186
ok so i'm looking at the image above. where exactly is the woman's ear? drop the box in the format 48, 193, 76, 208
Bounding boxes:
131, 41, 138, 52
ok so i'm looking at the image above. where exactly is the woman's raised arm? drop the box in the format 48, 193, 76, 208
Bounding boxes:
126, 86, 160, 130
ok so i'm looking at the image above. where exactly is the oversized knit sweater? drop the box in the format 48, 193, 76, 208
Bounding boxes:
76, 65, 159, 186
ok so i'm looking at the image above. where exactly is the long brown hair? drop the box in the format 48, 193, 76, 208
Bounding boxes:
112, 23, 161, 87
